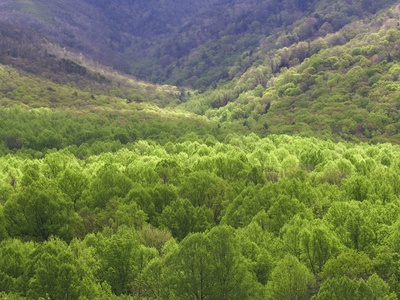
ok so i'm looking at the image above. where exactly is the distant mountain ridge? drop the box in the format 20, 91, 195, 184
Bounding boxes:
2, 0, 398, 88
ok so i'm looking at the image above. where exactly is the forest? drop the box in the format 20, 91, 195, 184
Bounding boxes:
2, 123, 400, 299
2, 0, 400, 299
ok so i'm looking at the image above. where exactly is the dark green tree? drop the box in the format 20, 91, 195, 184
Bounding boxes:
4, 183, 78, 241
266, 255, 315, 300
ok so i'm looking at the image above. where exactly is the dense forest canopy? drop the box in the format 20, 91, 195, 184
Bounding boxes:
1, 0, 400, 299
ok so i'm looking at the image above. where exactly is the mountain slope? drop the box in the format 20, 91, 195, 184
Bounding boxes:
2, 0, 400, 145
2, 0, 398, 89
180, 4, 400, 143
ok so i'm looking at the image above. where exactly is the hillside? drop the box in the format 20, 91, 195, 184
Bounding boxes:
2, 0, 398, 88
2, 1, 400, 299
181, 4, 400, 143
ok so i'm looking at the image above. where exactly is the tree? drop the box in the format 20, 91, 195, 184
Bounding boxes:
86, 163, 132, 208
26, 237, 101, 300
0, 239, 34, 295
165, 227, 263, 300
138, 224, 172, 254
265, 195, 310, 235
58, 166, 88, 210
299, 219, 342, 276
4, 182, 78, 241
281, 215, 309, 259
322, 250, 373, 280
207, 226, 264, 300
324, 201, 376, 251
155, 159, 181, 185
149, 184, 178, 224
313, 276, 370, 300
313, 274, 396, 300
94, 226, 155, 296
124, 184, 155, 223
159, 199, 214, 240
179, 171, 227, 223
222, 185, 271, 228
344, 175, 371, 201
366, 273, 397, 300
213, 153, 249, 182
0, 205, 8, 241
266, 255, 315, 300
136, 257, 168, 299
42, 151, 75, 179
165, 232, 214, 300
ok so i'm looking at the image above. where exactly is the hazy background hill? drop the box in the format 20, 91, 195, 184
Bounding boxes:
2, 0, 398, 88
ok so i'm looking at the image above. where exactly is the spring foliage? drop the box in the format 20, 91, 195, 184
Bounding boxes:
2, 1, 400, 299
1, 129, 400, 298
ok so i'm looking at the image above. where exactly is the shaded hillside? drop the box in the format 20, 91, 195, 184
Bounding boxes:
1, 0, 398, 88
0, 19, 188, 110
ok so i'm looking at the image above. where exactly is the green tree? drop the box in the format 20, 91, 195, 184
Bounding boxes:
160, 199, 214, 240
179, 171, 227, 223
94, 226, 146, 295
0, 239, 34, 295
299, 219, 342, 276
58, 166, 88, 210
136, 257, 168, 299
86, 163, 132, 208
4, 183, 78, 241
149, 184, 178, 219
0, 205, 9, 241
313, 274, 396, 300
165, 232, 214, 300
124, 184, 155, 223
26, 237, 100, 300
265, 195, 311, 235
324, 201, 376, 251
366, 273, 397, 300
281, 215, 311, 259
155, 159, 181, 184
266, 255, 315, 300
313, 276, 371, 300
322, 250, 373, 280
165, 227, 263, 300
222, 185, 272, 228
207, 226, 264, 300
213, 153, 249, 182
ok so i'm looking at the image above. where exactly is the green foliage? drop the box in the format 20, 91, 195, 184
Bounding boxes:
0, 239, 34, 294
266, 255, 316, 300
4, 181, 78, 242
164, 226, 264, 299
1, 131, 399, 297
176, 5, 400, 144
313, 275, 396, 300
3, 3, 400, 298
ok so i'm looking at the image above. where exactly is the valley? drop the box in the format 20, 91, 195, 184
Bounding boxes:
1, 1, 400, 299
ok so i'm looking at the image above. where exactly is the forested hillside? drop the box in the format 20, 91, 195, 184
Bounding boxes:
2, 0, 400, 299
2, 0, 399, 87
182, 4, 400, 143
